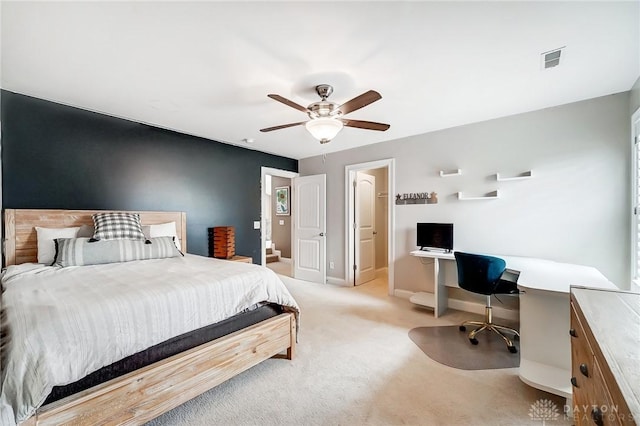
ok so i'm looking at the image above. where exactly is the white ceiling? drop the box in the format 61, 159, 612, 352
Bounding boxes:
1, 1, 638, 160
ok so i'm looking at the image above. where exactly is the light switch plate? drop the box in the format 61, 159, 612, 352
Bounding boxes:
279, 220, 285, 225
253, 221, 260, 229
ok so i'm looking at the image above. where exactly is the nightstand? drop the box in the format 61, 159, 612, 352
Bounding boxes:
227, 255, 252, 264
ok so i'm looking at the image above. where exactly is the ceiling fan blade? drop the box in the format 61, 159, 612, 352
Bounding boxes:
267, 94, 309, 113
341, 119, 390, 131
334, 90, 382, 115
260, 121, 306, 132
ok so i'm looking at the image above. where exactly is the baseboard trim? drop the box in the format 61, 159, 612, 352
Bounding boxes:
447, 298, 518, 322
327, 276, 349, 287
399, 290, 518, 321
375, 267, 388, 279
279, 257, 292, 264
393, 289, 414, 300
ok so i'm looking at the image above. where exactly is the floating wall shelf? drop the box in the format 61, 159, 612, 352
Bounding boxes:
440, 169, 462, 177
496, 171, 533, 181
457, 190, 500, 200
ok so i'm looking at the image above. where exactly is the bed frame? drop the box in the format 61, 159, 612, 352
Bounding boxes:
2, 209, 296, 426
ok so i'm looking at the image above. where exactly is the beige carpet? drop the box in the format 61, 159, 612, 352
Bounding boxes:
266, 260, 292, 277
147, 274, 571, 425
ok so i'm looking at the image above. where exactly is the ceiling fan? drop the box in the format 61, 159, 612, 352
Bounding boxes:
260, 84, 390, 144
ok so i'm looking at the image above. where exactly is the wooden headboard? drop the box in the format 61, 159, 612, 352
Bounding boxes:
3, 209, 187, 266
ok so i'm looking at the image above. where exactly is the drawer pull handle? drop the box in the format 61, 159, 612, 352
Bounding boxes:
570, 377, 578, 387
579, 363, 589, 377
569, 328, 577, 338
591, 407, 604, 426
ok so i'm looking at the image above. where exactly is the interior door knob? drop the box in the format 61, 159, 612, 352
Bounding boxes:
373, 231, 378, 235
319, 232, 324, 237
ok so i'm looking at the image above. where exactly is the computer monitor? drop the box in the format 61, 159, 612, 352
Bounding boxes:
417, 223, 453, 252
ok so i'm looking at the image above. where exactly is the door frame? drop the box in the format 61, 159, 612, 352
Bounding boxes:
631, 107, 640, 292
345, 158, 395, 294
260, 167, 299, 266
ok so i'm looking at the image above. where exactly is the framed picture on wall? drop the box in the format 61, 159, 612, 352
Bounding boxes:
275, 186, 290, 216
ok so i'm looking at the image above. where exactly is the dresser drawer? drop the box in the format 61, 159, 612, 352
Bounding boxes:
571, 301, 595, 403
570, 298, 628, 426
574, 357, 621, 426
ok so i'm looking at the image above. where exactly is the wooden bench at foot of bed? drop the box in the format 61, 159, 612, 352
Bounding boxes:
21, 312, 296, 426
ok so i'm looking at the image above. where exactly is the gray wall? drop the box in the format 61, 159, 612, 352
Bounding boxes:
362, 168, 388, 270
300, 93, 631, 291
631, 76, 640, 115
271, 176, 292, 258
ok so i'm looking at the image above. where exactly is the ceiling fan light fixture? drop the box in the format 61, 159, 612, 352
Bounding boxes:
262, 84, 389, 141
305, 117, 343, 144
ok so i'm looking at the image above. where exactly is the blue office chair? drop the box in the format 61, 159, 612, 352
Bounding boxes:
454, 251, 520, 353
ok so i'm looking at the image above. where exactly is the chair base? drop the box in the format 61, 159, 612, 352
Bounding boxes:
459, 304, 520, 353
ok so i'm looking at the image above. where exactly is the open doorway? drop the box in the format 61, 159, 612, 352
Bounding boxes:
346, 159, 395, 295
261, 167, 299, 277
267, 175, 293, 276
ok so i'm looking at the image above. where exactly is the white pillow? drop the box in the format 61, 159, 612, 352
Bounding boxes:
35, 226, 80, 265
142, 222, 182, 251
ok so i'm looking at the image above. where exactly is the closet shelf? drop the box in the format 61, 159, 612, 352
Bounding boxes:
457, 190, 499, 200
496, 171, 532, 181
439, 169, 462, 177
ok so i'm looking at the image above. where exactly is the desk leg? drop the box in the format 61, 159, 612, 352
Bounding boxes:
518, 287, 572, 399
434, 258, 448, 318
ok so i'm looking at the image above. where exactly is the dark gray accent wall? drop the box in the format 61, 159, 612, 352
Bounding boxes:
1, 90, 298, 263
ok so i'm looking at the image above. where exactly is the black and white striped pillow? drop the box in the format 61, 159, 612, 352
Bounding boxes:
91, 212, 146, 242
54, 236, 182, 267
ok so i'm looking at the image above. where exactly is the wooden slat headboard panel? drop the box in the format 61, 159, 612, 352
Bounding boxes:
3, 209, 187, 266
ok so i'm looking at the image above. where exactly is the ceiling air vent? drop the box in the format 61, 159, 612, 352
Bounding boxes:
541, 47, 565, 70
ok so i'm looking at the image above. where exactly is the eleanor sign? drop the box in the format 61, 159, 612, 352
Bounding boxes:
395, 192, 438, 205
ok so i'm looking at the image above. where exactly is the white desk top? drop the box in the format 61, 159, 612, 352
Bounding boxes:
409, 250, 455, 260
499, 255, 616, 293
409, 250, 616, 294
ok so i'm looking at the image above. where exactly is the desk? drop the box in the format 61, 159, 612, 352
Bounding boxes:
408, 250, 455, 318
409, 250, 617, 402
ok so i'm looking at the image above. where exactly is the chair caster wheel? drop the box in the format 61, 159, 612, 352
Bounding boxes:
513, 334, 520, 341
508, 345, 518, 354
459, 325, 466, 332
469, 338, 479, 345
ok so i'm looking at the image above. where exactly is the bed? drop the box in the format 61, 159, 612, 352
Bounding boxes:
0, 209, 299, 426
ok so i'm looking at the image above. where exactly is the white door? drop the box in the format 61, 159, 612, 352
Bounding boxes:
355, 172, 376, 285
293, 174, 326, 283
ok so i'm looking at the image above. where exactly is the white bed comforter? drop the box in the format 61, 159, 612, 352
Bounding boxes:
0, 254, 299, 425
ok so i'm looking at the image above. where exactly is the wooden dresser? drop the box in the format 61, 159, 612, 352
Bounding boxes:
570, 287, 639, 425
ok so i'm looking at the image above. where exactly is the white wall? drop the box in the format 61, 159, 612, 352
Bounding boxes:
300, 93, 631, 292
